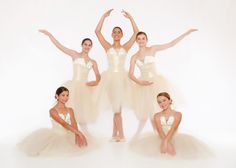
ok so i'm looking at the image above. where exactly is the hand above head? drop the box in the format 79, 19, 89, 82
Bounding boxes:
103, 9, 113, 18
121, 9, 132, 19
38, 29, 51, 36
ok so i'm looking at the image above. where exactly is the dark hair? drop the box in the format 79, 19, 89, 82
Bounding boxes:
112, 26, 123, 34
157, 92, 171, 100
136, 31, 148, 40
55, 86, 69, 99
81, 38, 93, 45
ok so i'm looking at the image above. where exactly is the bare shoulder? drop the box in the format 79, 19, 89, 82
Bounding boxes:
68, 107, 75, 115
75, 51, 83, 56
69, 50, 82, 59
148, 46, 159, 55
173, 111, 182, 119
131, 53, 139, 61
68, 107, 74, 113
49, 108, 57, 116
90, 59, 97, 65
146, 46, 153, 50
154, 111, 162, 119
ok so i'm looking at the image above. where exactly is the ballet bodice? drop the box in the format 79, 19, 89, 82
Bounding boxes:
51, 112, 72, 132
160, 115, 175, 135
72, 58, 93, 81
106, 48, 127, 72
136, 56, 157, 79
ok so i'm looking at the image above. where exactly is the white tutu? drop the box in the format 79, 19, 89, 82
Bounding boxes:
96, 47, 132, 112
129, 114, 213, 159
129, 133, 213, 159
17, 113, 99, 157
63, 58, 99, 123
131, 56, 181, 120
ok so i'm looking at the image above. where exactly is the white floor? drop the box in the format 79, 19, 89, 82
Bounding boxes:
1, 111, 236, 168
1, 135, 236, 168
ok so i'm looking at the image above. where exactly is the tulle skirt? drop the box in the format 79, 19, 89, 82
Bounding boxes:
131, 74, 170, 121
95, 70, 132, 113
17, 127, 98, 157
129, 133, 214, 159
63, 80, 99, 123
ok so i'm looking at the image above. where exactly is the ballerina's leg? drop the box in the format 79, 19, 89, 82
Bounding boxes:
132, 120, 147, 138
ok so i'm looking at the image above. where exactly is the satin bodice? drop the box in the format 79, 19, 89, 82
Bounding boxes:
72, 58, 93, 81
160, 115, 175, 135
107, 48, 127, 72
51, 112, 71, 132
136, 56, 157, 79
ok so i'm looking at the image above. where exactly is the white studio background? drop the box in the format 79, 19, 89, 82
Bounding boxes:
0, 0, 236, 146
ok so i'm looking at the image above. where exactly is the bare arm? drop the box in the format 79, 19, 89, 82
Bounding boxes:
49, 109, 81, 135
68, 108, 79, 131
68, 108, 87, 146
95, 9, 113, 51
128, 56, 141, 84
164, 112, 182, 142
154, 113, 167, 140
39, 29, 80, 59
128, 56, 153, 86
86, 60, 101, 86
122, 10, 139, 51
151, 29, 198, 54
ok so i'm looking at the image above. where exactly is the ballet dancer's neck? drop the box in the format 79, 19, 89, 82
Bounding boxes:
56, 102, 66, 108
112, 41, 121, 48
163, 107, 172, 115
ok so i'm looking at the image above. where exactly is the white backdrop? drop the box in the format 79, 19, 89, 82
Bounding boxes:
0, 0, 236, 145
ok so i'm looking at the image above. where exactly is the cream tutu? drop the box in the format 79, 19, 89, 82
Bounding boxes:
131, 56, 179, 120
63, 58, 99, 123
129, 115, 213, 159
18, 112, 98, 157
96, 47, 132, 112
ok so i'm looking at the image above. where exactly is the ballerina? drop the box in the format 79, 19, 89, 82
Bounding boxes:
129, 30, 197, 137
18, 86, 87, 156
95, 9, 139, 142
130, 92, 213, 159
39, 30, 101, 136
154, 92, 181, 156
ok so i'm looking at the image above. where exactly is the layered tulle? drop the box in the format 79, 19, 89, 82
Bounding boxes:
95, 69, 133, 112
18, 121, 99, 157
131, 56, 182, 121
63, 80, 99, 123
62, 58, 100, 123
95, 47, 132, 112
131, 73, 170, 120
129, 133, 214, 159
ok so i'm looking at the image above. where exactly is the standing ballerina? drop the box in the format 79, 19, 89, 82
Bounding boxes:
39, 30, 101, 136
18, 86, 87, 156
95, 9, 139, 142
129, 30, 197, 137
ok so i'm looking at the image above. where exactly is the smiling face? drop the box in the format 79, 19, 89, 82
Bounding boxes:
136, 32, 148, 47
112, 27, 123, 41
56, 90, 69, 104
157, 95, 172, 110
81, 39, 92, 53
